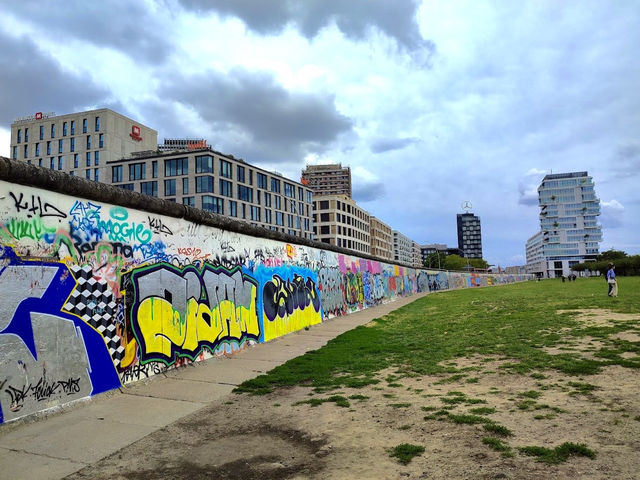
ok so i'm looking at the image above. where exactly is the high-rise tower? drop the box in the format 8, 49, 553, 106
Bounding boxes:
526, 171, 602, 277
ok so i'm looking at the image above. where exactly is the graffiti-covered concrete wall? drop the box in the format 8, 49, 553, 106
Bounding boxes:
0, 160, 533, 423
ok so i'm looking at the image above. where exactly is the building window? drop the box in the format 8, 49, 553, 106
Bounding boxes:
276, 212, 284, 226
129, 162, 146, 180
35, 143, 40, 156
202, 195, 224, 214
298, 186, 303, 201
70, 120, 75, 135
17, 129, 22, 143
250, 205, 260, 222
74, 154, 79, 168
50, 124, 55, 138
264, 192, 271, 207
182, 196, 195, 207
271, 178, 280, 193
164, 179, 176, 196
24, 128, 29, 142
86, 152, 91, 167
45, 141, 51, 155
120, 183, 134, 191
306, 190, 313, 203
82, 118, 87, 133
38, 159, 43, 167
182, 178, 189, 195
248, 170, 253, 185
58, 156, 63, 170
219, 179, 232, 197
152, 160, 158, 178
284, 182, 295, 198
69, 170, 74, 176
196, 175, 214, 193
24, 145, 28, 158
140, 181, 158, 197
86, 135, 91, 149
99, 133, 104, 148
219, 159, 232, 178
165, 157, 188, 176
70, 137, 75, 152
237, 165, 245, 183
264, 209, 272, 224
195, 155, 213, 173
58, 139, 63, 154
237, 185, 253, 202
275, 196, 281, 210
39, 125, 44, 140
94, 168, 99, 181
229, 201, 237, 217
12, 146, 17, 159
95, 116, 100, 131
112, 165, 123, 182
63, 122, 68, 136
94, 151, 99, 165
257, 172, 267, 189
85, 169, 91, 179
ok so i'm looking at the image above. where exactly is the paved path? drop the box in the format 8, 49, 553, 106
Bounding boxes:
0, 292, 429, 480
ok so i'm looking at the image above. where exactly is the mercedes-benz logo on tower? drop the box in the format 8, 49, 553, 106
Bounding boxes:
461, 201, 473, 213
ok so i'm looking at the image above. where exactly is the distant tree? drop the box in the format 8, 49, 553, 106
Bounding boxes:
469, 258, 489, 270
597, 249, 627, 261
443, 254, 468, 271
423, 251, 447, 269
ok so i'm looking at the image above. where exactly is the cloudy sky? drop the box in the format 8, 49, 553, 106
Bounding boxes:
1, 0, 639, 266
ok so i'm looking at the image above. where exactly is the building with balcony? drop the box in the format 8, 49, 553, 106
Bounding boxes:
369, 216, 393, 260
392, 230, 414, 265
301, 163, 352, 197
10, 109, 158, 182
457, 213, 483, 258
108, 148, 315, 239
312, 194, 370, 255
525, 171, 602, 278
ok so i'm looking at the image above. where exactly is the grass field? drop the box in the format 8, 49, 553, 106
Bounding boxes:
236, 277, 640, 395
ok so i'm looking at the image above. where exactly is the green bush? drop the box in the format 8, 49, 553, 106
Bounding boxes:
572, 255, 640, 276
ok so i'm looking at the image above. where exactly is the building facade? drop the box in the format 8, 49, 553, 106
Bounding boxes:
392, 230, 414, 265
108, 148, 315, 239
312, 194, 370, 255
369, 216, 393, 260
525, 171, 602, 278
10, 109, 158, 182
301, 163, 352, 197
457, 213, 483, 258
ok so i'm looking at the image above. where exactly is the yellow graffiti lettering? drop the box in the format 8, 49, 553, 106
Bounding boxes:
263, 303, 322, 342
136, 294, 259, 361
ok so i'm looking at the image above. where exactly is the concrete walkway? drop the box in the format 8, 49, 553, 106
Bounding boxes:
0, 292, 429, 480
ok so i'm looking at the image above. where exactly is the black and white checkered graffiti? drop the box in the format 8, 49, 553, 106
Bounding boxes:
63, 265, 125, 367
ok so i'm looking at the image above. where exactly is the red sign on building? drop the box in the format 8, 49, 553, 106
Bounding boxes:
35, 112, 43, 120
130, 125, 142, 141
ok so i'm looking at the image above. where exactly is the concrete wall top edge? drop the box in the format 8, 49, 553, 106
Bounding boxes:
0, 157, 425, 269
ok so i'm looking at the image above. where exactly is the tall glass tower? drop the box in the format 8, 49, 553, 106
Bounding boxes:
526, 171, 602, 278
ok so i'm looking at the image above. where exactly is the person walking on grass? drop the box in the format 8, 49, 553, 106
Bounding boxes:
606, 263, 618, 297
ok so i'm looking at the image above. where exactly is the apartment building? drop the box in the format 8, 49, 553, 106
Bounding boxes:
301, 163, 352, 197
411, 241, 422, 268
108, 148, 315, 239
392, 230, 414, 265
525, 171, 602, 277
312, 194, 370, 255
457, 213, 483, 258
369, 216, 393, 260
10, 109, 157, 182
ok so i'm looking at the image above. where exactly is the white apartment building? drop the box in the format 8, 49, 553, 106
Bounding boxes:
312, 194, 370, 255
525, 171, 602, 277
